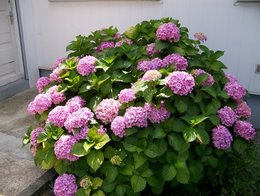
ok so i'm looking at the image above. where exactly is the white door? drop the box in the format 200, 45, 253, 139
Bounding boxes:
0, 0, 23, 87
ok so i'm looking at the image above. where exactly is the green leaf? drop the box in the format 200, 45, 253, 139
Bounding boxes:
155, 40, 169, 50
92, 177, 103, 189
210, 61, 226, 71
119, 164, 134, 176
131, 175, 146, 193
96, 62, 110, 72
189, 162, 203, 183
151, 127, 166, 139
115, 184, 127, 196
168, 133, 190, 152
79, 83, 92, 93
171, 119, 189, 132
102, 179, 116, 193
76, 188, 87, 196
122, 137, 143, 153
100, 162, 118, 182
162, 165, 176, 181
94, 134, 110, 150
143, 87, 157, 103
133, 153, 147, 169
196, 127, 210, 144
202, 86, 216, 98
72, 142, 88, 157
182, 115, 208, 127
37, 132, 48, 143
141, 168, 153, 178
209, 115, 220, 125
233, 138, 247, 154
144, 139, 167, 158
171, 46, 185, 56
211, 51, 224, 60
183, 128, 197, 142
83, 142, 95, 153
93, 190, 105, 196
176, 166, 190, 184
87, 150, 104, 171
175, 99, 187, 113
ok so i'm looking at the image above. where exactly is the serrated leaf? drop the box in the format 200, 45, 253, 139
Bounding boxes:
131, 175, 146, 193
162, 165, 176, 181
72, 142, 88, 157
176, 167, 190, 184
133, 153, 147, 169
196, 127, 210, 144
87, 150, 104, 171
183, 128, 197, 142
94, 134, 110, 150
168, 133, 190, 152
233, 138, 247, 154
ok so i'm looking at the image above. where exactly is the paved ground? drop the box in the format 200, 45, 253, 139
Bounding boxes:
0, 88, 45, 196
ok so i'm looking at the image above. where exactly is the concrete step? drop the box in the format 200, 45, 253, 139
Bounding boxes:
0, 88, 54, 196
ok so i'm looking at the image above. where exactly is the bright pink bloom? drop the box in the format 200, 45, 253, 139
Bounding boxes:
54, 174, 77, 196
47, 85, 66, 105
36, 77, 50, 93
235, 101, 251, 118
97, 41, 115, 52
77, 56, 97, 76
48, 106, 70, 127
212, 125, 233, 150
144, 103, 171, 123
193, 69, 214, 86
66, 96, 86, 113
234, 120, 256, 140
124, 106, 148, 128
111, 116, 126, 138
118, 88, 136, 103
156, 22, 180, 43
218, 106, 237, 127
163, 53, 188, 70
30, 127, 45, 147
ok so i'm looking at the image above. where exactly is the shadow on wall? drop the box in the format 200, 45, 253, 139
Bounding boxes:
247, 95, 260, 129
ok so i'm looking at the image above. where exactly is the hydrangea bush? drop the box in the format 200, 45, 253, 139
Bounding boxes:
23, 18, 256, 195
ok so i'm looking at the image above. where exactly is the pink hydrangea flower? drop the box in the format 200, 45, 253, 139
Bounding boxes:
52, 57, 66, 70
36, 77, 50, 93
124, 106, 148, 128
137, 58, 164, 72
234, 120, 256, 140
163, 53, 188, 70
114, 33, 121, 39
142, 70, 162, 81
144, 103, 171, 123
212, 125, 233, 150
218, 106, 237, 127
30, 127, 45, 147
118, 88, 136, 103
193, 69, 215, 86
47, 85, 66, 105
146, 43, 160, 56
66, 96, 86, 113
225, 74, 238, 83
54, 173, 77, 196
48, 106, 70, 127
166, 71, 195, 96
54, 135, 78, 161
77, 56, 97, 76
156, 22, 180, 43
115, 38, 133, 47
111, 116, 126, 138
97, 41, 115, 52
64, 108, 94, 132
27, 94, 52, 115
193, 32, 207, 42
95, 99, 121, 124
235, 101, 251, 118
74, 127, 89, 141
98, 125, 107, 134
224, 81, 246, 101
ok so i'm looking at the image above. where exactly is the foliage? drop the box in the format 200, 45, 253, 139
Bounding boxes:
23, 18, 257, 195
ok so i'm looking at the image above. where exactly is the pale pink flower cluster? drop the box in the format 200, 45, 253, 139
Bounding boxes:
36, 77, 50, 93
52, 57, 66, 70
234, 120, 256, 140
235, 101, 251, 118
142, 70, 162, 81
115, 38, 133, 47
166, 71, 195, 96
64, 108, 94, 133
111, 116, 126, 138
65, 96, 86, 113
137, 58, 165, 72
156, 22, 180, 43
118, 88, 136, 103
47, 85, 66, 105
163, 53, 188, 71
224, 80, 246, 101
97, 41, 115, 52
95, 99, 121, 124
193, 32, 207, 42
27, 94, 52, 115
54, 135, 78, 161
146, 43, 160, 56
212, 125, 233, 150
30, 127, 45, 147
77, 55, 97, 76
193, 69, 215, 86
218, 106, 237, 127
48, 106, 70, 127
54, 173, 77, 196
74, 127, 89, 141
144, 103, 171, 123
124, 106, 148, 128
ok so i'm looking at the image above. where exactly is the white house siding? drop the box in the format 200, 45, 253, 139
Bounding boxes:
30, 0, 260, 94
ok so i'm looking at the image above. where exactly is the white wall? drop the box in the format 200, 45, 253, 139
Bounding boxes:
30, 0, 260, 94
